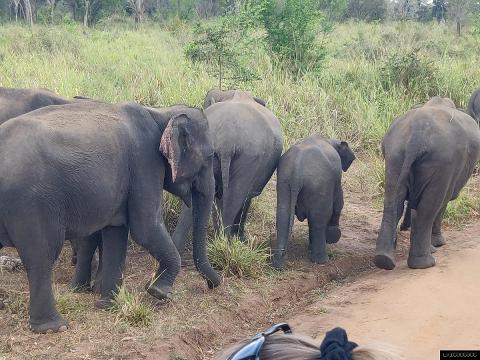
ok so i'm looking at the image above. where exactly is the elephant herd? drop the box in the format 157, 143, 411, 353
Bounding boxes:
0, 86, 479, 334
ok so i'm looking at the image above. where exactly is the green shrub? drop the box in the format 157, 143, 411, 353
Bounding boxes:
207, 233, 270, 279
262, 0, 328, 76
380, 48, 439, 99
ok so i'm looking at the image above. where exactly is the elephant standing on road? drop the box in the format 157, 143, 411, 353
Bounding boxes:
375, 97, 480, 270
0, 101, 219, 333
272, 135, 355, 268
172, 89, 283, 252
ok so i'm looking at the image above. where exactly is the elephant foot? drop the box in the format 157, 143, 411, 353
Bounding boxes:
145, 282, 172, 301
430, 245, 437, 254
310, 253, 328, 264
374, 252, 396, 270
272, 256, 285, 270
92, 281, 102, 294
30, 317, 68, 334
72, 284, 92, 293
95, 297, 115, 310
408, 254, 436, 269
326, 226, 341, 244
431, 233, 446, 247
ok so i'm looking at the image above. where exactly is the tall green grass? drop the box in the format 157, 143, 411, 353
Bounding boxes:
0, 21, 478, 152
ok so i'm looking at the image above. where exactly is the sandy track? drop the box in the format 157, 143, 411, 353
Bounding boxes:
290, 223, 480, 360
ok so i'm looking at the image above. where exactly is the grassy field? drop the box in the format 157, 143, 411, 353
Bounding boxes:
1, 20, 479, 152
0, 19, 480, 359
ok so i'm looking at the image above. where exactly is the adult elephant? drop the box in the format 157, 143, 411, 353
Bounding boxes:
467, 88, 480, 124
172, 89, 283, 252
0, 101, 219, 333
375, 97, 480, 270
0, 87, 101, 290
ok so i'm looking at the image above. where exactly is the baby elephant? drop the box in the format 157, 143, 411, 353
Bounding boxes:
273, 135, 355, 269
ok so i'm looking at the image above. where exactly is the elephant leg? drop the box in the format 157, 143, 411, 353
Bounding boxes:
326, 185, 343, 244
308, 214, 328, 264
71, 232, 102, 292
431, 205, 447, 247
171, 203, 192, 255
233, 197, 252, 241
222, 182, 254, 238
400, 201, 412, 231
212, 198, 223, 235
92, 239, 103, 294
70, 238, 78, 266
95, 226, 128, 308
11, 217, 67, 333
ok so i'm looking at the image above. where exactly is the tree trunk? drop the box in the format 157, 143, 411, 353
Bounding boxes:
83, 0, 89, 26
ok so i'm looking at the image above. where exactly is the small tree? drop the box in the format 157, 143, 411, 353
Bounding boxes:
448, 0, 473, 35
262, 0, 328, 76
432, 0, 447, 23
185, 1, 264, 89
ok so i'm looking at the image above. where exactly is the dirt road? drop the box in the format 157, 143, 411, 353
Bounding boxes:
290, 223, 480, 360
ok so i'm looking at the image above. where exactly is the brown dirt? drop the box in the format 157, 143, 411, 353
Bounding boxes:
290, 221, 480, 360
0, 166, 477, 359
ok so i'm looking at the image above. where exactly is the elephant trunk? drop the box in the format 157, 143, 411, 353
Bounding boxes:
192, 161, 220, 288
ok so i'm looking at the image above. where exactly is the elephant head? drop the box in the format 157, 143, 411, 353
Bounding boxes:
159, 108, 220, 288
203, 89, 267, 109
329, 140, 356, 172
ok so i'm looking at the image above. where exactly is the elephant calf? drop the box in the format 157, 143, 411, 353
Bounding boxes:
272, 135, 355, 268
375, 97, 480, 270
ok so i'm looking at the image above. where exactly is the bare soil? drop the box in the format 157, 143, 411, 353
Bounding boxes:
0, 166, 477, 360
290, 221, 480, 360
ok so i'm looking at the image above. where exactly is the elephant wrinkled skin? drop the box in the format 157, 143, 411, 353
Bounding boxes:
0, 101, 219, 333
375, 97, 480, 270
173, 89, 283, 252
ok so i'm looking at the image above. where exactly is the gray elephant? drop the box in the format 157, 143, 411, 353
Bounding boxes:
172, 89, 283, 251
375, 97, 480, 270
0, 87, 102, 291
0, 101, 219, 333
467, 88, 480, 124
272, 135, 355, 268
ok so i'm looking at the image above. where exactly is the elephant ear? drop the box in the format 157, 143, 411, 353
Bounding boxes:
253, 96, 266, 107
160, 115, 189, 182
338, 141, 356, 172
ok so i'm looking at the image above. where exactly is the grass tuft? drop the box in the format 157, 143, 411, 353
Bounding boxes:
109, 286, 155, 328
207, 232, 271, 279
54, 287, 88, 319
443, 190, 480, 227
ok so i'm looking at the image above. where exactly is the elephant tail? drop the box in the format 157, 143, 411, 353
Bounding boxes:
375, 130, 424, 270
220, 155, 231, 215
274, 160, 302, 268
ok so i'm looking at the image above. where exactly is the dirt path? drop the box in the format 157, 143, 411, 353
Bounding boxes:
290, 223, 480, 360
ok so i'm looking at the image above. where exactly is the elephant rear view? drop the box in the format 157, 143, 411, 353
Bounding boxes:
273, 135, 355, 268
375, 97, 480, 270
173, 89, 283, 250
